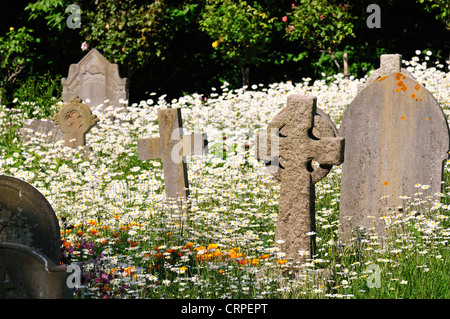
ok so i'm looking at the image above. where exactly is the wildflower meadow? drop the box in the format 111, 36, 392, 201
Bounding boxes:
1, 52, 449, 299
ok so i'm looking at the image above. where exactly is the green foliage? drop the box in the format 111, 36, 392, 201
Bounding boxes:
199, 0, 276, 85
0, 27, 37, 94
26, 0, 173, 78
12, 71, 62, 119
25, 0, 70, 32
284, 0, 355, 54
417, 0, 450, 30
80, 0, 170, 77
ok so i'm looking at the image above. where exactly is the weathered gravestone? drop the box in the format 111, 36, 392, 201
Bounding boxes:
256, 95, 344, 260
137, 108, 208, 205
0, 175, 71, 298
18, 118, 64, 145
52, 97, 99, 149
338, 54, 450, 240
61, 48, 128, 113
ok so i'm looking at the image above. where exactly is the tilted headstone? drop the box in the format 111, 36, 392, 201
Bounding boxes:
256, 95, 344, 260
338, 54, 450, 240
18, 118, 64, 145
61, 48, 128, 112
52, 97, 99, 149
0, 175, 70, 298
137, 108, 208, 205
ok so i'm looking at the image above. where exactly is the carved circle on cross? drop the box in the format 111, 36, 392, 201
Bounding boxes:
54, 98, 99, 135
266, 107, 338, 184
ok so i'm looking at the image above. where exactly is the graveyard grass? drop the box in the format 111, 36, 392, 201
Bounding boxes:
1, 53, 450, 299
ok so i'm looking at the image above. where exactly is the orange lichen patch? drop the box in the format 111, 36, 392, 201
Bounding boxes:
425, 117, 430, 121
417, 97, 421, 101
395, 88, 400, 92
400, 86, 408, 91
395, 72, 402, 80
402, 75, 406, 80
414, 84, 420, 91
411, 93, 416, 99
401, 116, 405, 120
376, 75, 387, 82
383, 181, 389, 186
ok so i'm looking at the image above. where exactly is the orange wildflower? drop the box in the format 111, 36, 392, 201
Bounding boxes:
276, 259, 288, 265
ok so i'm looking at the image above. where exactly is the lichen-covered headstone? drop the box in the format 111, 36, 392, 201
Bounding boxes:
256, 95, 344, 260
338, 54, 450, 240
0, 175, 71, 299
137, 108, 208, 205
61, 48, 128, 112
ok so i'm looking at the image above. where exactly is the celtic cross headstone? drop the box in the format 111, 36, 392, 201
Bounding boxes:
256, 95, 344, 260
52, 98, 99, 149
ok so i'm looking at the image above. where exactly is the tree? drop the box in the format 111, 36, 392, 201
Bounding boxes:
0, 27, 36, 100
26, 0, 172, 80
199, 0, 276, 87
283, 0, 355, 70
417, 0, 450, 30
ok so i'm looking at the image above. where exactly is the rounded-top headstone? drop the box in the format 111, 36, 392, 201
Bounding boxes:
339, 70, 450, 239
0, 175, 61, 264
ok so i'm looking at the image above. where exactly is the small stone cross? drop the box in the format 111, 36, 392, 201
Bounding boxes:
137, 108, 208, 205
52, 97, 99, 149
256, 95, 344, 260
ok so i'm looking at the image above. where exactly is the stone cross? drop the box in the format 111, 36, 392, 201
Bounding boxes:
0, 175, 70, 298
339, 54, 450, 240
61, 48, 128, 113
52, 97, 99, 149
137, 108, 208, 205
256, 95, 344, 260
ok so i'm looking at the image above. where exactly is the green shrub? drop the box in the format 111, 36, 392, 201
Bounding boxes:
12, 71, 62, 119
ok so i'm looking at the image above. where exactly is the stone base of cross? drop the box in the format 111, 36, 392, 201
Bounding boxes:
256, 95, 344, 261
137, 108, 208, 207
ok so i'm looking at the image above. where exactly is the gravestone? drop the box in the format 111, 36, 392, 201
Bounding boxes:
0, 243, 70, 298
137, 108, 208, 205
256, 95, 344, 260
338, 54, 450, 240
52, 97, 99, 149
357, 54, 414, 93
0, 175, 70, 298
61, 48, 128, 112
18, 118, 64, 144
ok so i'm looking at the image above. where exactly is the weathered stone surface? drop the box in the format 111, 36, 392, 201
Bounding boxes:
137, 108, 208, 204
0, 243, 69, 299
0, 175, 61, 264
358, 54, 414, 93
339, 65, 450, 240
52, 98, 99, 149
61, 48, 128, 112
256, 95, 344, 260
18, 118, 64, 144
